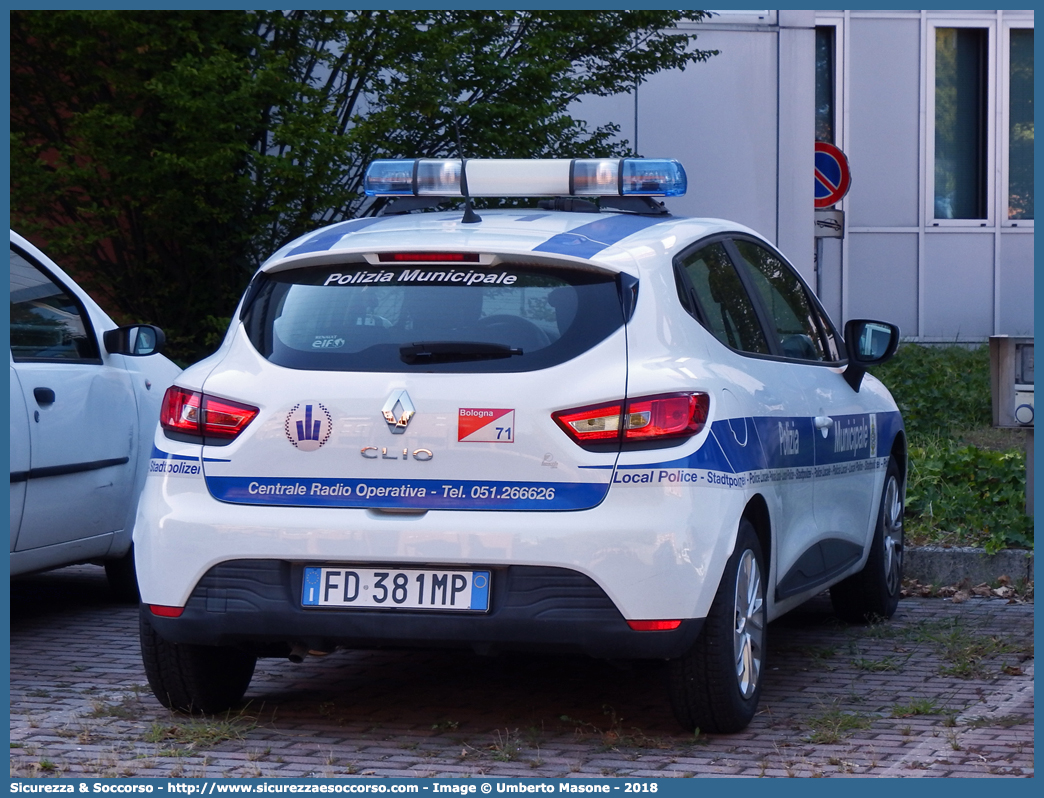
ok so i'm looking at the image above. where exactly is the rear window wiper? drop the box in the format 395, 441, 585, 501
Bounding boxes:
399, 341, 523, 364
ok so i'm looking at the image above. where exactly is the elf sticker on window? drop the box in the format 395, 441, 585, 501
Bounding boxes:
458, 408, 515, 443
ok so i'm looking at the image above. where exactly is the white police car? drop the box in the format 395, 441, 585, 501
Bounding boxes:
135, 159, 904, 732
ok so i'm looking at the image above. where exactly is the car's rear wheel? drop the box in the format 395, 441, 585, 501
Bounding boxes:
668, 518, 765, 733
830, 455, 904, 623
139, 609, 256, 714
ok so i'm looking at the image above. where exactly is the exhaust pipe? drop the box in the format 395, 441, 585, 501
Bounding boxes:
288, 645, 333, 663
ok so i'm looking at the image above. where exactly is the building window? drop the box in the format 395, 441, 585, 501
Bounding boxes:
1008, 28, 1033, 220
934, 28, 988, 220
815, 27, 836, 143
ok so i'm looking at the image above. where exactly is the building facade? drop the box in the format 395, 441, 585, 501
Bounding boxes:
578, 9, 1034, 341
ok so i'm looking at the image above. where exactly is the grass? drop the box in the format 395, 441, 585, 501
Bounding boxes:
963, 714, 1027, 729
873, 343, 1033, 553
560, 705, 670, 752
904, 615, 1024, 679
804, 707, 874, 744
489, 728, 523, 762
891, 697, 940, 717
851, 655, 902, 672
144, 710, 259, 750
86, 695, 140, 719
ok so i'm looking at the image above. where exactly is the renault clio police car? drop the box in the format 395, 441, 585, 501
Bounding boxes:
135, 158, 905, 733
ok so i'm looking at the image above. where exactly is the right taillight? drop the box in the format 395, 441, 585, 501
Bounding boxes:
553, 392, 709, 446
161, 386, 259, 443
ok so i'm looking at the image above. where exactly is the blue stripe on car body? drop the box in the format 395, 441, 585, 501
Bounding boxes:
196, 411, 902, 511
285, 218, 386, 257
533, 214, 674, 258
587, 411, 903, 474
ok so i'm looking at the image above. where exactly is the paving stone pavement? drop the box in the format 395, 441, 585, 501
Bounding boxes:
9, 565, 1034, 779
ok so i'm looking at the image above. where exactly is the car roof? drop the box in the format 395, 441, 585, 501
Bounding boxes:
261, 211, 768, 277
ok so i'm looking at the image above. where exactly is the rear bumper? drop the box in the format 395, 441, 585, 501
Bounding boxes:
146, 559, 704, 660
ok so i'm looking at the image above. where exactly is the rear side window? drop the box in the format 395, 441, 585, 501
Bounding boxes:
731, 239, 838, 361
675, 242, 771, 355
242, 263, 624, 372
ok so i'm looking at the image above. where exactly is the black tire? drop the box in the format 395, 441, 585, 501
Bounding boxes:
104, 545, 139, 604
830, 455, 904, 624
139, 608, 256, 714
668, 518, 766, 733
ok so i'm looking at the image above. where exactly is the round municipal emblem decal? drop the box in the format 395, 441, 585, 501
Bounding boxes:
285, 402, 333, 451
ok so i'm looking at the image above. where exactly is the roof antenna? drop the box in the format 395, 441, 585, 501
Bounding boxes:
457, 157, 482, 225
446, 62, 481, 224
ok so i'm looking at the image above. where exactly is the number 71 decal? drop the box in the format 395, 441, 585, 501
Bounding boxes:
458, 408, 515, 443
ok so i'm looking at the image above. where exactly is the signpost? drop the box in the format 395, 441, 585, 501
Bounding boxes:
814, 141, 852, 208
813, 142, 852, 297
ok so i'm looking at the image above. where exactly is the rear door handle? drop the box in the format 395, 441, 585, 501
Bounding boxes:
33, 387, 56, 406
814, 416, 834, 437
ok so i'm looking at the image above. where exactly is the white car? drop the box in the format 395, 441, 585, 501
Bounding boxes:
135, 159, 904, 732
9, 231, 181, 599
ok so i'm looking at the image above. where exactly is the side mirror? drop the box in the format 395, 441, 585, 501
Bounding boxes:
843, 319, 900, 391
103, 324, 166, 357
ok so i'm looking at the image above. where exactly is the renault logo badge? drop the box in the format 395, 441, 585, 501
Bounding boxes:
382, 389, 416, 434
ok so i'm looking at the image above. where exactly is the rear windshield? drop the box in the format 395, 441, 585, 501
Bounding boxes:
242, 262, 625, 372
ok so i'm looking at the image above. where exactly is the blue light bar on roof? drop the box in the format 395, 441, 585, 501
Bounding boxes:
363, 158, 687, 198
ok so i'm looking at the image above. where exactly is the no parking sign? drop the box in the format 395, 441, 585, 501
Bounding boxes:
814, 141, 851, 208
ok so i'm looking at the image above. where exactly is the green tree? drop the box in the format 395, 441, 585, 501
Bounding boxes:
11, 10, 716, 363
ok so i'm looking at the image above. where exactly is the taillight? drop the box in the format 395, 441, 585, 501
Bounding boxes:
552, 402, 624, 442
377, 252, 480, 263
623, 393, 709, 440
160, 387, 202, 435
161, 386, 259, 442
149, 605, 184, 618
553, 392, 709, 446
627, 620, 682, 631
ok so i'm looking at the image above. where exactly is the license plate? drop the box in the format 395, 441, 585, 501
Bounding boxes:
302, 566, 490, 612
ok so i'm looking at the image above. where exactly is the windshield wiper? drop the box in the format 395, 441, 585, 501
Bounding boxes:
399, 341, 523, 364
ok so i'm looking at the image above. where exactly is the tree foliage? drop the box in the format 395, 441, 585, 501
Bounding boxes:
11, 10, 715, 363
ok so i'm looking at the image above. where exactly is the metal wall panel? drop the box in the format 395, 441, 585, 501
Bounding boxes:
817, 237, 843, 323
777, 23, 817, 283
997, 233, 1034, 336
847, 18, 921, 228
638, 30, 780, 241
922, 233, 995, 339
847, 233, 919, 335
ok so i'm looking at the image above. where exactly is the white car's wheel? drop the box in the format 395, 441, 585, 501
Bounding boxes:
140, 609, 256, 714
830, 455, 904, 623
668, 518, 765, 733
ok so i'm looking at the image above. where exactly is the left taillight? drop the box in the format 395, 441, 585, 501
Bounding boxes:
161, 386, 259, 443
553, 392, 709, 447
